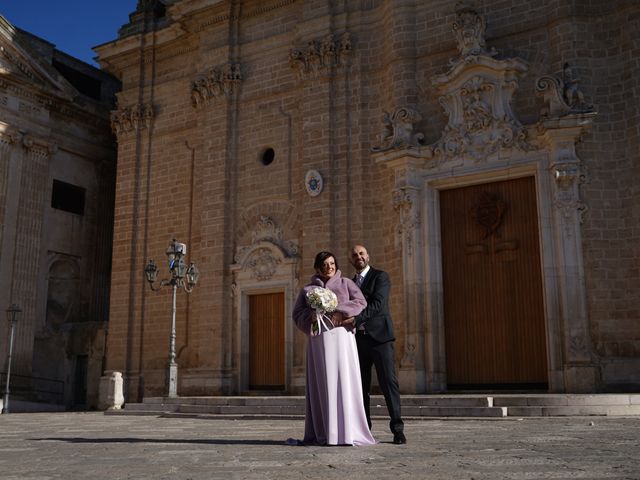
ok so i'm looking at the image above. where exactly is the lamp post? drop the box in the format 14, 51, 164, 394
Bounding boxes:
144, 239, 199, 398
2, 304, 21, 414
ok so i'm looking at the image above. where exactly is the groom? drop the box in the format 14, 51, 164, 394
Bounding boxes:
349, 244, 406, 444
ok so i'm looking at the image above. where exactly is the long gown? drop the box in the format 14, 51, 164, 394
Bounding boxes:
292, 270, 376, 446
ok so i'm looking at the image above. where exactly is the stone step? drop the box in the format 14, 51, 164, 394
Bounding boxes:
492, 394, 640, 407
505, 405, 640, 417
139, 395, 494, 408
111, 394, 640, 418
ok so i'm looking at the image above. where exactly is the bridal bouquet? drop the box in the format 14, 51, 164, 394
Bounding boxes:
306, 287, 338, 336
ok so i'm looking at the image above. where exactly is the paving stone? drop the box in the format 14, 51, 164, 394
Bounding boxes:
0, 412, 638, 479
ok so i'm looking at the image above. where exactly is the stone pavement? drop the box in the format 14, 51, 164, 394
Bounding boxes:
0, 412, 638, 480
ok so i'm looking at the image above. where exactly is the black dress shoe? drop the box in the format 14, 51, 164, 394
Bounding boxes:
393, 432, 407, 444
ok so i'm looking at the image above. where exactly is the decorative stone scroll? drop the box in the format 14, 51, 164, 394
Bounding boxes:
371, 107, 425, 152
289, 32, 352, 79
191, 63, 242, 108
110, 103, 154, 136
536, 63, 594, 118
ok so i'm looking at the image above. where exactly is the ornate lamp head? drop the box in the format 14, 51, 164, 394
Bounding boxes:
5, 304, 21, 324
144, 259, 159, 284
186, 263, 200, 287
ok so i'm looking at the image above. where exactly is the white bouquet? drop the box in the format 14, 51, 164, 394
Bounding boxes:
306, 287, 338, 336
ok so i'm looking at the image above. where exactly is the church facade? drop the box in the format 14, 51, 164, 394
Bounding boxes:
0, 16, 118, 409
96, 0, 639, 401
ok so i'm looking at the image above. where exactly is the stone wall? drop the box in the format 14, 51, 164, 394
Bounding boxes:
97, 0, 640, 398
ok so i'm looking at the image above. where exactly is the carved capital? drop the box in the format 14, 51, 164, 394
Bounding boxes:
551, 161, 588, 234
110, 103, 154, 136
289, 32, 352, 80
22, 134, 56, 157
191, 63, 242, 108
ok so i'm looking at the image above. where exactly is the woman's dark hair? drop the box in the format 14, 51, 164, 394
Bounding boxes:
313, 251, 338, 270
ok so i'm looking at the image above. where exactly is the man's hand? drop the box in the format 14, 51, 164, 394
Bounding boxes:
341, 316, 355, 326
330, 311, 344, 327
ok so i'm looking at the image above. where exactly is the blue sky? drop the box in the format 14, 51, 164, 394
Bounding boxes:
1, 1, 138, 65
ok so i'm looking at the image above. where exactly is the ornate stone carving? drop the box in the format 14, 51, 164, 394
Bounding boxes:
234, 216, 298, 265
426, 4, 530, 163
246, 247, 281, 281
289, 33, 352, 79
371, 107, 425, 152
110, 103, 154, 136
392, 187, 420, 255
552, 162, 588, 230
536, 63, 594, 118
452, 1, 494, 58
432, 69, 530, 161
251, 215, 283, 244
191, 63, 242, 108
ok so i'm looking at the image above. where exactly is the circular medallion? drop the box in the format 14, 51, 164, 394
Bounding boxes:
305, 169, 323, 197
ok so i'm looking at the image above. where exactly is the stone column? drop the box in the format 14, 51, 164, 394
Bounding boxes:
542, 115, 599, 392
0, 130, 21, 362
9, 136, 54, 376
378, 154, 427, 392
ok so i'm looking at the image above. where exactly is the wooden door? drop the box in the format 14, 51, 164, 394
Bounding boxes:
440, 176, 548, 389
249, 292, 285, 390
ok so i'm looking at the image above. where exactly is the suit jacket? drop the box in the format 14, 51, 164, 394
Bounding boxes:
354, 267, 395, 344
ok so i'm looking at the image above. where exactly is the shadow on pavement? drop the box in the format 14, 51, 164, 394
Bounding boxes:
31, 437, 286, 445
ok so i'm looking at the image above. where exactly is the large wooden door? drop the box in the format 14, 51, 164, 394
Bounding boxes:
440, 176, 548, 389
249, 292, 285, 390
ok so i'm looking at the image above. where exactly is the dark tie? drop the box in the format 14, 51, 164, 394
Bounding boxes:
355, 274, 363, 287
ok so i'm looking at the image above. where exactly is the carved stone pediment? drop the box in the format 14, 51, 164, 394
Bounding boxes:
431, 62, 530, 161
233, 216, 298, 281
429, 4, 530, 162
371, 3, 530, 163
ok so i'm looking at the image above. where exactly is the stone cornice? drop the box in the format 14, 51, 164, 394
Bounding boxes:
95, 22, 187, 73
1, 78, 112, 131
244, 0, 296, 18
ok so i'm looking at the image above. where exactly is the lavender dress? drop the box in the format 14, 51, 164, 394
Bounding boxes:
292, 270, 376, 446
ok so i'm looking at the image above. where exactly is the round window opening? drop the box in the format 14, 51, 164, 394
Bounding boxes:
261, 147, 275, 166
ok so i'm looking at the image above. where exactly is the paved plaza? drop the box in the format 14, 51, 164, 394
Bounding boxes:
0, 412, 638, 479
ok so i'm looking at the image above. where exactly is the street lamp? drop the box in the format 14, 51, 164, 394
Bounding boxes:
2, 304, 21, 414
144, 239, 199, 398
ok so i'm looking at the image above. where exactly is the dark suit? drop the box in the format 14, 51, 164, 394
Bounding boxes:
354, 267, 404, 435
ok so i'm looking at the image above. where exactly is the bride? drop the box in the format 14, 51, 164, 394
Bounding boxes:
292, 251, 375, 446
